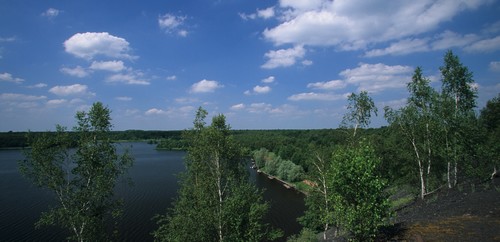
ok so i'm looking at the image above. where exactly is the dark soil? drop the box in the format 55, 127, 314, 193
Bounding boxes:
383, 178, 500, 242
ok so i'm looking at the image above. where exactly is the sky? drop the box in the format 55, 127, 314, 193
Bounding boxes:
1, 0, 499, 131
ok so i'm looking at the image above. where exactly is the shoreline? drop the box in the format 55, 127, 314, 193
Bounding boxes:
256, 169, 308, 195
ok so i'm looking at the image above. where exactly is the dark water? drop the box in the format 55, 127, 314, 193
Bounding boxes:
0, 142, 304, 241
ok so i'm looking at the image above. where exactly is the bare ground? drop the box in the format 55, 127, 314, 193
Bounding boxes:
381, 177, 500, 242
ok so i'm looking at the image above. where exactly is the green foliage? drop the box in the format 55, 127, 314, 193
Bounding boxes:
154, 107, 280, 242
252, 148, 304, 182
341, 91, 378, 138
287, 228, 318, 242
329, 142, 390, 241
19, 102, 133, 242
478, 94, 500, 178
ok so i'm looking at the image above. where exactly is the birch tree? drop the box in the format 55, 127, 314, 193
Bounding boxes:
153, 107, 280, 242
19, 102, 133, 242
299, 148, 336, 240
341, 91, 378, 138
439, 50, 477, 187
384, 67, 439, 199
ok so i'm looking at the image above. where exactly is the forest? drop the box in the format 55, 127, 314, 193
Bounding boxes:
13, 50, 500, 241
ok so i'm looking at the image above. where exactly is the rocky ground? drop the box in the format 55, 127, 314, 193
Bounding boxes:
381, 177, 500, 242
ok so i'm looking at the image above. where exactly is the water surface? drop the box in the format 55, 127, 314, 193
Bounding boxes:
0, 142, 304, 241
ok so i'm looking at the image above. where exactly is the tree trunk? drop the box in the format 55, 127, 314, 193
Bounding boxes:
411, 138, 426, 199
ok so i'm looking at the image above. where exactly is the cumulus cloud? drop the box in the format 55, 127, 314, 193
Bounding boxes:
307, 80, 346, 90
190, 79, 223, 93
261, 76, 275, 84
365, 30, 487, 57
116, 96, 132, 101
64, 32, 134, 60
365, 38, 431, 57
264, 0, 492, 49
159, 14, 189, 36
47, 99, 67, 106
254, 85, 271, 94
60, 66, 89, 78
490, 61, 500, 72
302, 59, 313, 66
240, 6, 275, 20
27, 83, 47, 88
288, 92, 347, 101
107, 73, 150, 85
0, 93, 46, 109
340, 63, 413, 93
90, 60, 125, 72
49, 84, 91, 96
464, 36, 500, 52
166, 75, 177, 80
248, 103, 273, 113
261, 45, 305, 69
0, 72, 24, 83
230, 103, 245, 111
0, 36, 16, 42
145, 108, 168, 115
145, 106, 194, 116
0, 93, 46, 101
258, 7, 275, 19
41, 8, 60, 19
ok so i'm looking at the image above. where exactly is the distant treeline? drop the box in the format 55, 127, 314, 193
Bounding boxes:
0, 130, 182, 148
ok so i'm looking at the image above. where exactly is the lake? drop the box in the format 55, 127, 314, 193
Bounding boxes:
0, 142, 304, 241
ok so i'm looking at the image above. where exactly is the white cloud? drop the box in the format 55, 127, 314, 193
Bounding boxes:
47, 99, 67, 106
0, 93, 46, 101
145, 106, 194, 116
279, 0, 324, 12
302, 59, 313, 66
364, 31, 482, 57
261, 76, 275, 83
264, 0, 492, 49
175, 97, 198, 104
240, 6, 275, 20
116, 96, 132, 101
166, 75, 177, 80
307, 80, 346, 90
41, 8, 59, 19
0, 93, 46, 109
253, 85, 271, 94
489, 61, 500, 72
27, 83, 47, 88
64, 32, 134, 60
145, 108, 167, 115
379, 98, 407, 109
340, 63, 413, 93
0, 72, 24, 83
60, 66, 89, 78
89, 60, 125, 72
464, 36, 500, 53
49, 84, 90, 96
190, 79, 223, 93
107, 73, 150, 85
258, 7, 275, 19
261, 45, 305, 69
365, 38, 430, 57
248, 103, 273, 113
159, 14, 188, 37
0, 36, 16, 42
431, 31, 479, 50
288, 92, 347, 101
483, 20, 500, 34
230, 103, 245, 111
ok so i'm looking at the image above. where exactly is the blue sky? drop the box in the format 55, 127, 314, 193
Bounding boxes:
1, 0, 499, 131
